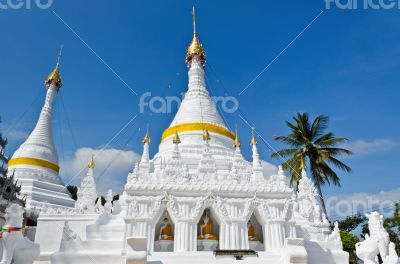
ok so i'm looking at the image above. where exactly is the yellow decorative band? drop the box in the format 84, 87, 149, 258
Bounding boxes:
8, 158, 60, 173
162, 122, 234, 141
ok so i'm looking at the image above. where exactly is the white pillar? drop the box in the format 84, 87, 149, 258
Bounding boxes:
174, 221, 197, 252
219, 221, 249, 250
263, 220, 285, 252
285, 221, 296, 238
129, 221, 154, 253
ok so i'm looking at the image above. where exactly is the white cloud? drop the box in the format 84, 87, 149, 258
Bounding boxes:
261, 160, 279, 177
60, 147, 140, 195
341, 139, 397, 157
326, 188, 400, 220
6, 129, 29, 140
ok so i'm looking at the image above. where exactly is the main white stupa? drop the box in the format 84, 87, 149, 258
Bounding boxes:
32, 9, 349, 264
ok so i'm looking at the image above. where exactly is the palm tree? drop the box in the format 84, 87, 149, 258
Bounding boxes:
272, 112, 352, 219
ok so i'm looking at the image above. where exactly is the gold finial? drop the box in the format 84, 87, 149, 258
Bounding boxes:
203, 128, 211, 141
45, 46, 63, 89
186, 7, 206, 65
250, 127, 257, 146
143, 126, 151, 144
172, 131, 181, 144
234, 126, 241, 148
88, 157, 95, 169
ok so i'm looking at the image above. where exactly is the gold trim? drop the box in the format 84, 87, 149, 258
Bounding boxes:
8, 157, 60, 173
162, 123, 234, 141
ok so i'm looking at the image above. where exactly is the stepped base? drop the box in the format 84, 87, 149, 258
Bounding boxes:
48, 251, 282, 264
19, 179, 75, 212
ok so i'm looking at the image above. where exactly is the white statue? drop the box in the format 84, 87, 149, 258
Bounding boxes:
94, 197, 104, 214
158, 217, 173, 240
112, 200, 122, 215
198, 210, 217, 240
103, 190, 113, 214
59, 221, 82, 252
356, 212, 399, 264
0, 204, 39, 264
329, 221, 341, 242
385, 242, 400, 264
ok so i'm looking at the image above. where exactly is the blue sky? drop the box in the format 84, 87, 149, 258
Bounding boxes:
0, 0, 399, 213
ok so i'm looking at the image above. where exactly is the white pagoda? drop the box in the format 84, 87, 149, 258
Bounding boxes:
31, 10, 349, 264
7, 63, 75, 217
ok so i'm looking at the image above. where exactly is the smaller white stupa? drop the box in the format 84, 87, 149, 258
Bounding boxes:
75, 158, 98, 214
7, 61, 75, 215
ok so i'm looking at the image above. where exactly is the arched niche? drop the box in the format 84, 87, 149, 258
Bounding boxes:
248, 213, 264, 251
196, 208, 219, 251
154, 210, 174, 252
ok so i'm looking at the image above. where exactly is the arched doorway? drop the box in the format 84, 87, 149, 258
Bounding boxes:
154, 211, 174, 252
248, 214, 264, 251
197, 208, 219, 251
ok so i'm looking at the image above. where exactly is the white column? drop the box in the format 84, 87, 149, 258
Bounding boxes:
263, 220, 285, 252
129, 221, 154, 253
174, 221, 197, 252
285, 221, 296, 238
219, 221, 249, 250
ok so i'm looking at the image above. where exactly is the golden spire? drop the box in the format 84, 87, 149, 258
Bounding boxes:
88, 157, 95, 169
45, 47, 63, 89
186, 7, 206, 65
172, 131, 181, 144
250, 127, 257, 146
143, 126, 151, 144
45, 63, 62, 88
203, 128, 211, 141
233, 126, 241, 148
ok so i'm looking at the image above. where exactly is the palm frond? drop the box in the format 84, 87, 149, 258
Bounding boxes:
311, 115, 329, 140
271, 148, 300, 159
327, 156, 352, 173
315, 135, 348, 147
273, 135, 303, 147
319, 147, 353, 156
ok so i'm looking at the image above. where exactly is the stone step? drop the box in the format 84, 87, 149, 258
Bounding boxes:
79, 239, 124, 252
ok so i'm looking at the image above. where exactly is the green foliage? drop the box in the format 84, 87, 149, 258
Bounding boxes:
67, 185, 78, 201
272, 112, 352, 218
337, 214, 367, 232
383, 202, 400, 255
340, 230, 359, 264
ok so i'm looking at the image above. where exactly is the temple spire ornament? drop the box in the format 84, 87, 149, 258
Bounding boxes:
139, 128, 151, 173
192, 6, 196, 34
45, 46, 63, 89
250, 127, 257, 146
143, 126, 151, 145
233, 126, 241, 148
251, 127, 263, 182
88, 157, 95, 169
186, 7, 206, 65
172, 131, 181, 145
203, 128, 211, 141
